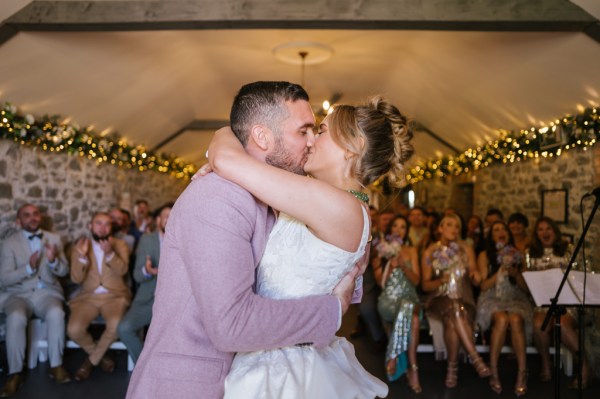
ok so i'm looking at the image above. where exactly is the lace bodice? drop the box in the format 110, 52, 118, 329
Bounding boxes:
256, 206, 370, 300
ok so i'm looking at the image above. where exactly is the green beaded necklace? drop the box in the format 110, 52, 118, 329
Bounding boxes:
347, 190, 369, 204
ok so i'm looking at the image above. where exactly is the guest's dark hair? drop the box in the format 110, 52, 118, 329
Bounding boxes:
135, 199, 149, 206
230, 81, 309, 146
486, 208, 504, 220
384, 215, 413, 245
485, 221, 515, 276
508, 212, 529, 228
153, 202, 174, 219
529, 216, 568, 258
468, 215, 485, 255
120, 208, 131, 220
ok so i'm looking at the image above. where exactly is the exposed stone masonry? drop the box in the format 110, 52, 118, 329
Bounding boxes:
0, 140, 188, 243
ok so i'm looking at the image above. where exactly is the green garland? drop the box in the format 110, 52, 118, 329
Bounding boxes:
406, 107, 599, 185
0, 102, 197, 179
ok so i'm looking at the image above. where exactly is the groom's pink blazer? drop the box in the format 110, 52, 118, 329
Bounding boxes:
126, 174, 340, 399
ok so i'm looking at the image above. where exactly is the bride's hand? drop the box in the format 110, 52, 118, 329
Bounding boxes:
207, 126, 245, 173
191, 163, 212, 181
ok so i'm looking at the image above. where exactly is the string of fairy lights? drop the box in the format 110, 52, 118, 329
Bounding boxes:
0, 102, 598, 182
0, 103, 196, 179
405, 107, 599, 185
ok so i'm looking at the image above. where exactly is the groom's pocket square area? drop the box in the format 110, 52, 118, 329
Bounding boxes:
150, 352, 224, 384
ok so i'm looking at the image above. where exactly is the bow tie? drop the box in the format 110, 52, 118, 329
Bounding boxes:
28, 233, 43, 240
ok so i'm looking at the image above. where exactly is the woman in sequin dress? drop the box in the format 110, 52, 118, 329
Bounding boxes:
421, 214, 491, 388
476, 221, 533, 396
375, 215, 422, 392
527, 217, 589, 388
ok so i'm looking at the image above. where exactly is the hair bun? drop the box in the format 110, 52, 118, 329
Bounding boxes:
368, 97, 414, 186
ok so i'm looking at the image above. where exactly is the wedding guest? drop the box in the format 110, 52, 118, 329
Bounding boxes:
408, 207, 428, 248
466, 215, 485, 255
476, 221, 532, 396
129, 200, 153, 242
117, 203, 172, 364
484, 208, 504, 235
417, 212, 441, 260
508, 212, 530, 253
526, 217, 589, 388
68, 212, 131, 381
421, 214, 490, 388
375, 215, 422, 392
109, 208, 135, 252
0, 204, 71, 396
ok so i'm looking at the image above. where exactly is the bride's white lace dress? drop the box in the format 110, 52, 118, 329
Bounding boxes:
224, 207, 388, 399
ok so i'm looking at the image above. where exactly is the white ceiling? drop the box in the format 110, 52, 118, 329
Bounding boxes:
1, 1, 599, 167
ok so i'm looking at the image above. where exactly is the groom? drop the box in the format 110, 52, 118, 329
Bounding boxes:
127, 82, 359, 399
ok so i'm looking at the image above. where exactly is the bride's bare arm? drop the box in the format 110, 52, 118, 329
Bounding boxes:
208, 127, 364, 252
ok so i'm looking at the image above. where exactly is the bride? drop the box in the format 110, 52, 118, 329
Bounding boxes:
206, 96, 413, 399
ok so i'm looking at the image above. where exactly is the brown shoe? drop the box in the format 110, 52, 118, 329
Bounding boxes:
49, 365, 72, 384
75, 357, 95, 381
0, 373, 23, 397
99, 354, 115, 373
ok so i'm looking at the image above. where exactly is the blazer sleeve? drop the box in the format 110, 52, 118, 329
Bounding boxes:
105, 239, 129, 276
45, 234, 69, 278
133, 234, 154, 284
70, 248, 89, 284
0, 237, 30, 286
177, 181, 340, 353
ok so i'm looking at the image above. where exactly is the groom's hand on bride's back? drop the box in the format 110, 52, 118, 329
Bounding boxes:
332, 264, 361, 315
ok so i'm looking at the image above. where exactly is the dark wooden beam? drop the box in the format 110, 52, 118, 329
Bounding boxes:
0, 24, 18, 47
5, 0, 597, 34
151, 119, 228, 152
414, 122, 461, 154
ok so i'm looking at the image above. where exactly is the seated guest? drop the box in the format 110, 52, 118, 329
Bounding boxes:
117, 203, 172, 364
374, 215, 422, 392
129, 200, 154, 243
507, 212, 530, 253
526, 217, 589, 388
407, 206, 428, 248
476, 221, 532, 396
68, 212, 131, 381
484, 208, 504, 235
109, 208, 135, 252
421, 214, 490, 388
466, 215, 485, 255
0, 204, 71, 396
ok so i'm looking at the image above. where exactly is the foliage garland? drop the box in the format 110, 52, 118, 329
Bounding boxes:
0, 102, 197, 179
405, 107, 599, 185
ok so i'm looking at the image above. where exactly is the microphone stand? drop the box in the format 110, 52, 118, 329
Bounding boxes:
541, 192, 600, 399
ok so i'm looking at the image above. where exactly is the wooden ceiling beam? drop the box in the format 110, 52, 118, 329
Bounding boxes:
4, 0, 597, 38
150, 119, 227, 152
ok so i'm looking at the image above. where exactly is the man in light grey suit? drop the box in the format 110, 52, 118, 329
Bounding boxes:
127, 82, 358, 399
0, 204, 71, 397
117, 202, 172, 364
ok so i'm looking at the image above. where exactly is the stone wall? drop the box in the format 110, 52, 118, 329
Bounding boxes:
413, 147, 600, 267
0, 140, 188, 243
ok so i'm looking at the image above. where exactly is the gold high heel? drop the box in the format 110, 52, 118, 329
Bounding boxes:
445, 361, 458, 388
515, 369, 528, 396
472, 356, 492, 378
489, 367, 502, 394
407, 364, 422, 393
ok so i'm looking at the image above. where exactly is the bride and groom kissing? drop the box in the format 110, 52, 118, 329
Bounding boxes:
127, 81, 413, 399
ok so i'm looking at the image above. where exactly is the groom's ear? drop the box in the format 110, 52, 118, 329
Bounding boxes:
249, 124, 272, 151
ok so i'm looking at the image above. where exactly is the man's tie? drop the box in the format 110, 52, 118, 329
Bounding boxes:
28, 233, 43, 240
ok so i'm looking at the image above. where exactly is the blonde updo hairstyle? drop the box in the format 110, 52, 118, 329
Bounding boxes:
327, 96, 414, 187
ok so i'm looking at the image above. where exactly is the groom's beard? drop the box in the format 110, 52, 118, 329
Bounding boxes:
265, 134, 307, 176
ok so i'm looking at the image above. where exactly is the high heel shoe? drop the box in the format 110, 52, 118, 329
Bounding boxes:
445, 361, 458, 388
515, 369, 528, 396
406, 364, 422, 393
489, 367, 502, 394
472, 356, 492, 378
386, 357, 402, 382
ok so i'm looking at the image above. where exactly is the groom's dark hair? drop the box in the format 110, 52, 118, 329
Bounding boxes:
230, 81, 309, 147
